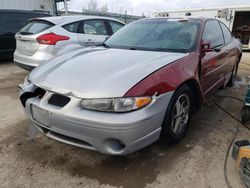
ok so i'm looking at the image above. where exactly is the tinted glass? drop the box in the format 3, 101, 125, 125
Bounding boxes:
202, 20, 224, 48
0, 13, 30, 34
63, 22, 79, 33
108, 21, 124, 33
19, 20, 53, 35
105, 19, 200, 52
220, 22, 232, 44
82, 20, 107, 35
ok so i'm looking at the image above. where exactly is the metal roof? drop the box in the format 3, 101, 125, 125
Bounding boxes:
158, 5, 250, 14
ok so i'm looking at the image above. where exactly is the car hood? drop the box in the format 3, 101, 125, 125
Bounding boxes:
29, 47, 188, 98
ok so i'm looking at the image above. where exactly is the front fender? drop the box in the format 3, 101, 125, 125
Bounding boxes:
124, 53, 201, 97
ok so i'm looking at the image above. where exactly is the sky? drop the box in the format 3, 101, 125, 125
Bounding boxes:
59, 0, 250, 16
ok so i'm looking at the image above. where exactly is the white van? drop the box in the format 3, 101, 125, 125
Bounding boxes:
156, 5, 250, 50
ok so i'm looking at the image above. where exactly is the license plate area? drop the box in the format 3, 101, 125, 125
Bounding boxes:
17, 40, 38, 55
31, 104, 51, 128
17, 40, 30, 50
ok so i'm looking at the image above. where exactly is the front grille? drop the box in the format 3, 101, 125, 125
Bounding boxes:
48, 94, 70, 107
35, 123, 95, 150
48, 131, 93, 147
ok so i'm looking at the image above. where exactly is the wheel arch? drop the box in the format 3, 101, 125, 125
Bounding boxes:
239, 52, 242, 63
174, 79, 203, 113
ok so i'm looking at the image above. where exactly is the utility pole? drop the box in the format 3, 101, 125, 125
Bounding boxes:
125, 10, 127, 24
54, 0, 58, 15
64, 0, 68, 15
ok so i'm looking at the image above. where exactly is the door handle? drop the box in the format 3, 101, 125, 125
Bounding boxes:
225, 50, 229, 55
84, 39, 94, 43
83, 39, 95, 46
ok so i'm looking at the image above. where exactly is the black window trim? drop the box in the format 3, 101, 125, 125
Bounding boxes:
104, 20, 113, 35
62, 20, 81, 33
106, 20, 125, 35
219, 21, 233, 45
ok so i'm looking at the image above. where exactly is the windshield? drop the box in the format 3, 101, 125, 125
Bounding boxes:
105, 18, 201, 53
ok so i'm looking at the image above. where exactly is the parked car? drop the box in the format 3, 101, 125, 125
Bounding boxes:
0, 9, 50, 59
19, 17, 242, 155
14, 16, 125, 70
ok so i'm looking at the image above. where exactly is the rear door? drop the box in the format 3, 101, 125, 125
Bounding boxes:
201, 20, 227, 95
77, 19, 108, 47
15, 20, 54, 56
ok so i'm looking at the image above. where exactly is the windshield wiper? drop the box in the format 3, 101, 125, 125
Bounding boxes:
97, 43, 110, 48
129, 47, 136, 50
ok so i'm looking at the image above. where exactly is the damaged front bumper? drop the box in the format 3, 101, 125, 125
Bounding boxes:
18, 80, 173, 155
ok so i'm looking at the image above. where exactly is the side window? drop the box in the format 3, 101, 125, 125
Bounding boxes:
202, 20, 224, 48
108, 21, 124, 33
81, 20, 107, 35
220, 22, 232, 44
63, 22, 80, 33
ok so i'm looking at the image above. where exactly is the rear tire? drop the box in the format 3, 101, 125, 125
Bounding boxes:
161, 85, 193, 143
227, 62, 239, 87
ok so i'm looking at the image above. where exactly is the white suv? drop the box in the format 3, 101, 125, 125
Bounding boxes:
14, 16, 125, 70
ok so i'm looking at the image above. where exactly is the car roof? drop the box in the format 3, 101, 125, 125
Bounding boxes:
32, 16, 125, 25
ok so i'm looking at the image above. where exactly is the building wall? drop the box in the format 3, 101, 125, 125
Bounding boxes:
0, 0, 55, 14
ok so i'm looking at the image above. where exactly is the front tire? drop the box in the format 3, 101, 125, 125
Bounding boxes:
161, 85, 193, 143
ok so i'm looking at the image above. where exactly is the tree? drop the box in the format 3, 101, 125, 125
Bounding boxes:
88, 0, 98, 11
119, 6, 123, 14
100, 3, 108, 12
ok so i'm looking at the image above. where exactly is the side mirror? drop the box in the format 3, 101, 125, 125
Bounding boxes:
202, 42, 213, 52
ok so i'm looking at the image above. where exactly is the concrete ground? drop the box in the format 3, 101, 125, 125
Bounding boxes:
0, 53, 250, 188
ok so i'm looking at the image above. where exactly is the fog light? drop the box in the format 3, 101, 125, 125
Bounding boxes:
104, 138, 126, 154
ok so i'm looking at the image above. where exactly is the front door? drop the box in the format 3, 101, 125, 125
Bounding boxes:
201, 20, 227, 95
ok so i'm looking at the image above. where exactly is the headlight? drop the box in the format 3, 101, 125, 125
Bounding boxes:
80, 97, 152, 112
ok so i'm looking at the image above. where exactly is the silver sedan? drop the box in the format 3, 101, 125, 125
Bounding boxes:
19, 18, 241, 155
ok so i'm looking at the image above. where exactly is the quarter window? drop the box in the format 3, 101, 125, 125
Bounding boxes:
220, 22, 232, 44
63, 22, 80, 33
81, 20, 107, 35
202, 20, 224, 48
108, 21, 124, 33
